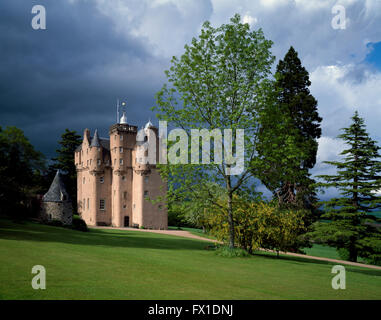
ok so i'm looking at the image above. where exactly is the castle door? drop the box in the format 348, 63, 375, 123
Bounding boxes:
124, 216, 130, 227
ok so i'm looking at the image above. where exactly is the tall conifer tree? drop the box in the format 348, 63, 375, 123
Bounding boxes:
50, 129, 81, 211
311, 112, 381, 264
257, 46, 322, 210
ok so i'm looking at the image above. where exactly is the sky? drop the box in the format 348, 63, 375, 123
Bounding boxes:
0, 0, 381, 197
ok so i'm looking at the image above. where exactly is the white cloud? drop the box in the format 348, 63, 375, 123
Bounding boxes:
89, 0, 381, 72
210, 0, 381, 71
93, 0, 213, 57
86, 0, 381, 198
316, 136, 346, 164
242, 14, 257, 26
312, 136, 345, 184
310, 64, 381, 141
259, 0, 289, 9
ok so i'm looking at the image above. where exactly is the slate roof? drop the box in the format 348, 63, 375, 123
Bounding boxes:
42, 170, 70, 202
75, 137, 110, 152
99, 138, 110, 150
90, 129, 101, 147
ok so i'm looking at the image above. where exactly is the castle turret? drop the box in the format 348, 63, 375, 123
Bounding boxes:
109, 114, 137, 227
88, 129, 104, 225
41, 170, 73, 225
132, 121, 166, 229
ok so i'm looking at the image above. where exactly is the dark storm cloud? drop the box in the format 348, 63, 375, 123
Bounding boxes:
0, 0, 168, 158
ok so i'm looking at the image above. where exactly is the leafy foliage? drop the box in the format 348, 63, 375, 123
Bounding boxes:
153, 14, 275, 248
214, 245, 250, 258
72, 216, 88, 232
0, 126, 45, 218
205, 196, 305, 255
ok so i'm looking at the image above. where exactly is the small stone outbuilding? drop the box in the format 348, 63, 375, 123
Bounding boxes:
40, 170, 73, 225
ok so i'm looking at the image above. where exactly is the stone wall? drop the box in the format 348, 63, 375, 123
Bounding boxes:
41, 201, 73, 225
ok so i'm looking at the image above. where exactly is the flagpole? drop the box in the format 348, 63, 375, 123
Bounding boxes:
117, 99, 120, 124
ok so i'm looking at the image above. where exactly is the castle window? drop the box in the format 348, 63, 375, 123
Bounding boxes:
120, 147, 123, 153
133, 204, 136, 209
114, 159, 116, 166
87, 160, 89, 166
120, 135, 123, 141
123, 191, 127, 199
97, 159, 101, 165
114, 135, 117, 141
144, 190, 148, 197
90, 159, 92, 165
87, 198, 90, 209
100, 176, 104, 183
99, 199, 105, 211
123, 204, 126, 209
83, 199, 85, 210
120, 159, 123, 165
83, 177, 85, 184
122, 176, 125, 181
144, 150, 148, 157
144, 136, 148, 142
144, 176, 149, 183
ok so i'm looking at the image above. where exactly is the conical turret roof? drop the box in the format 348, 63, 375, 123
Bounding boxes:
145, 119, 154, 129
120, 112, 127, 124
42, 170, 70, 202
90, 129, 101, 147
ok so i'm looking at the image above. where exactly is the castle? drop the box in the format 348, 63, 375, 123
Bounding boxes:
74, 112, 167, 229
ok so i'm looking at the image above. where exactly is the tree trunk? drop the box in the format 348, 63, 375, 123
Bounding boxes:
349, 240, 357, 262
227, 192, 235, 248
226, 174, 235, 249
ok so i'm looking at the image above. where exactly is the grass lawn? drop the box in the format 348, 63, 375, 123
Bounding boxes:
0, 218, 380, 300
303, 244, 341, 260
170, 226, 374, 263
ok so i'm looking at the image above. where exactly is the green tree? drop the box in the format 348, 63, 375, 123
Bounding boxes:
153, 14, 275, 248
310, 112, 381, 263
49, 129, 81, 211
256, 46, 322, 209
0, 126, 45, 217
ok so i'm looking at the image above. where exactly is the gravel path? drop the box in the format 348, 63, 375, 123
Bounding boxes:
90, 226, 381, 270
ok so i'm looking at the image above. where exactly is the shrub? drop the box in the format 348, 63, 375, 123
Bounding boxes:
47, 219, 63, 227
72, 217, 88, 232
337, 248, 350, 261
140, 226, 145, 229
206, 197, 305, 256
215, 246, 250, 258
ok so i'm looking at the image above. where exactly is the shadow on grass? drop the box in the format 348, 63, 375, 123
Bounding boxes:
1, 218, 380, 276
253, 251, 381, 277
0, 218, 206, 251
